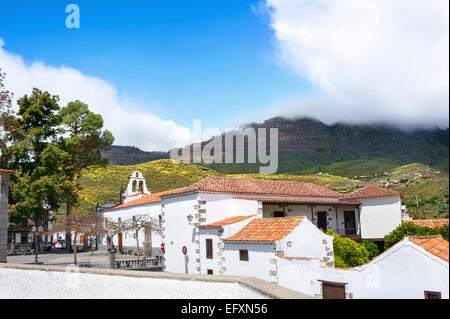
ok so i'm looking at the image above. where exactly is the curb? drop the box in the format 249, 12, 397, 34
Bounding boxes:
0, 263, 315, 299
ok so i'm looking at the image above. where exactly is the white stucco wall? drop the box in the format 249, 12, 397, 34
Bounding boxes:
197, 193, 261, 224
198, 216, 258, 275
222, 242, 278, 283
262, 203, 359, 236
276, 239, 449, 299
162, 193, 199, 274
100, 202, 162, 249
280, 219, 334, 264
360, 196, 402, 239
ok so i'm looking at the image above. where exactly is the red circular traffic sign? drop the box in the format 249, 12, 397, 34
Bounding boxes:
161, 243, 165, 253
182, 246, 187, 255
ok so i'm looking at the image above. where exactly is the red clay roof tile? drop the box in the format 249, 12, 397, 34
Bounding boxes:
162, 176, 341, 198
223, 216, 305, 242
407, 219, 449, 229
235, 197, 360, 205
409, 236, 449, 262
343, 185, 401, 200
199, 215, 256, 228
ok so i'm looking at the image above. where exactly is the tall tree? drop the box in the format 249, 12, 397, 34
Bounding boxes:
57, 100, 114, 252
0, 68, 14, 167
2, 88, 62, 230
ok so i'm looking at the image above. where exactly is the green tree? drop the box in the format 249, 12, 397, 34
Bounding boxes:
2, 89, 62, 228
384, 222, 440, 250
56, 100, 114, 251
361, 241, 379, 259
326, 229, 369, 267
438, 224, 449, 241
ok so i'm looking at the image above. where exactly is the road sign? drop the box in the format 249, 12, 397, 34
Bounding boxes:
182, 246, 187, 255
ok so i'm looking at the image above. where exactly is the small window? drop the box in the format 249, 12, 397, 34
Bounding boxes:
273, 211, 285, 218
206, 239, 213, 259
239, 249, 249, 261
207, 269, 213, 275
425, 291, 441, 299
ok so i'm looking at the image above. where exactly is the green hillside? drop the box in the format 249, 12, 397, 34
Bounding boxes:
78, 159, 221, 209
77, 159, 358, 210
299, 159, 398, 178
77, 159, 448, 220
387, 164, 449, 219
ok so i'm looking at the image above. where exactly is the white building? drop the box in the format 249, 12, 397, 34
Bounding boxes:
98, 173, 439, 298
121, 171, 151, 204
158, 176, 402, 274
277, 235, 449, 299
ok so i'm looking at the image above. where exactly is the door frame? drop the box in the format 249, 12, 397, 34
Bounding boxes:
344, 211, 357, 235
317, 211, 328, 231
320, 280, 347, 299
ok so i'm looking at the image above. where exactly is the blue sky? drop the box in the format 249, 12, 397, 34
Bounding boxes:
0, 1, 448, 151
0, 0, 310, 130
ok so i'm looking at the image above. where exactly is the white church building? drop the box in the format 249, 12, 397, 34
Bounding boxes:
100, 172, 403, 263
97, 171, 448, 298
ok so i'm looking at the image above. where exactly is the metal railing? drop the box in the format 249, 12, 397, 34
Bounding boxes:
115, 257, 164, 271
336, 228, 359, 236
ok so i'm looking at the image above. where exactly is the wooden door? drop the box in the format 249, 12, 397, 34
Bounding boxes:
322, 282, 346, 299
317, 211, 327, 231
118, 233, 123, 253
344, 211, 356, 235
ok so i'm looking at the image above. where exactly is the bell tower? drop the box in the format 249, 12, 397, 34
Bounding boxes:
121, 171, 150, 203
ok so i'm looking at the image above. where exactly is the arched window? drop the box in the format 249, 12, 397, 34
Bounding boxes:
132, 180, 137, 192
138, 181, 144, 193
135, 172, 139, 178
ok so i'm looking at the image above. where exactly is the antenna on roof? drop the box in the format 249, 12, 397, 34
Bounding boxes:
416, 195, 420, 220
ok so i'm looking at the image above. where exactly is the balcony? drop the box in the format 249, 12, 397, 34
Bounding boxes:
336, 228, 361, 241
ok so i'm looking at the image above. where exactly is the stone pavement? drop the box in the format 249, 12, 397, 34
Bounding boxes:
1, 262, 317, 299
7, 249, 112, 268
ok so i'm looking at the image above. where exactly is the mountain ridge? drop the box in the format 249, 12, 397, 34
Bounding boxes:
102, 117, 449, 174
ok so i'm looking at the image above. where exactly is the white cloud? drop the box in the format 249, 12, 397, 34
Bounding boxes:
264, 0, 449, 128
0, 39, 192, 151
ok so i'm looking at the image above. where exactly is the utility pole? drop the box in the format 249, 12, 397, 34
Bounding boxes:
416, 195, 420, 220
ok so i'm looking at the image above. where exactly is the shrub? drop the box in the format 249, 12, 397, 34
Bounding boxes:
384, 222, 440, 250
438, 224, 449, 241
326, 230, 369, 268
361, 241, 379, 259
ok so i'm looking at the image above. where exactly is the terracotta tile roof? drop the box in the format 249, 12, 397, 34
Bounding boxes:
407, 219, 449, 229
107, 187, 193, 211
0, 168, 13, 173
223, 216, 305, 242
343, 185, 402, 200
162, 176, 341, 198
235, 197, 360, 205
409, 236, 449, 262
199, 215, 257, 228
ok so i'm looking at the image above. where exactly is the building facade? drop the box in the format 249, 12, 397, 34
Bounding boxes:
0, 169, 11, 263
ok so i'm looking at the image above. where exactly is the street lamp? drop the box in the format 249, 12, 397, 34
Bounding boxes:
31, 225, 43, 263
